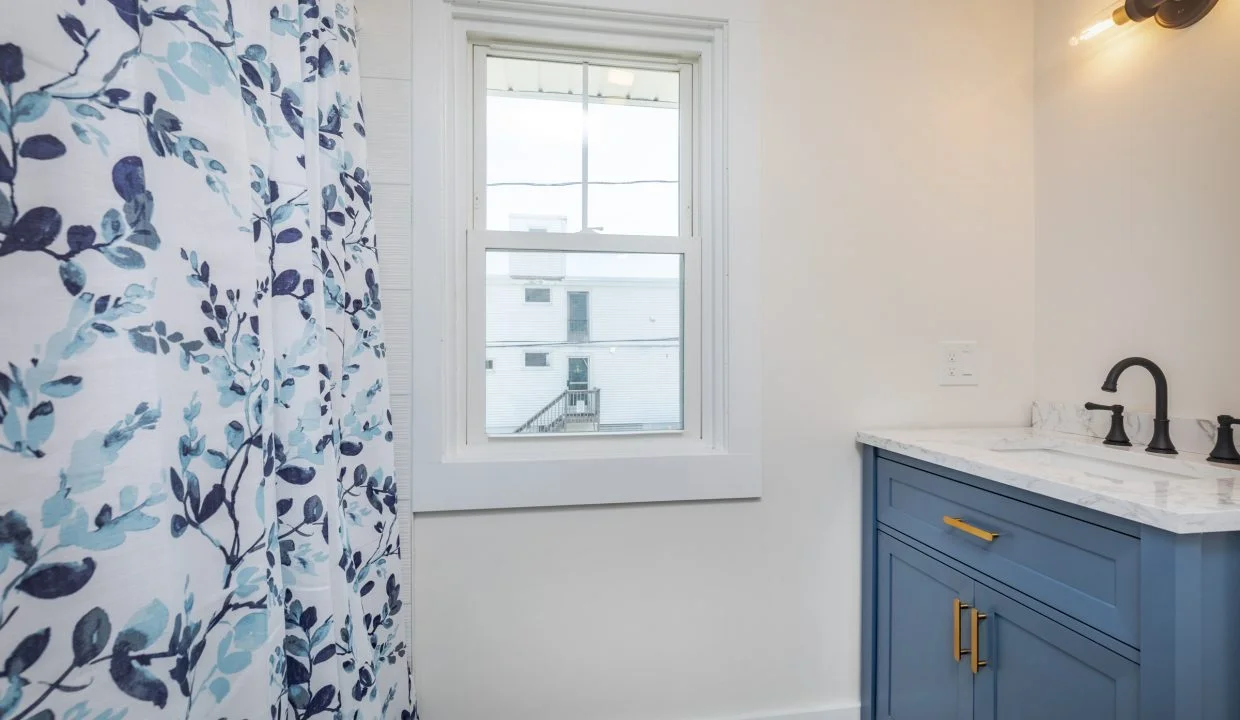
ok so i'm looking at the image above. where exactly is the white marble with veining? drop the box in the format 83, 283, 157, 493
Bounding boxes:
1032, 399, 1221, 457
857, 427, 1240, 534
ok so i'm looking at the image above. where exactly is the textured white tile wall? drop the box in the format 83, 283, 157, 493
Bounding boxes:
355, 0, 415, 656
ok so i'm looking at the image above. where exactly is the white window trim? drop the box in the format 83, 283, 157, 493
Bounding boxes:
410, 0, 762, 511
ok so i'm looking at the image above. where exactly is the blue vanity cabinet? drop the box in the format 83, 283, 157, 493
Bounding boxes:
971, 584, 1140, 720
876, 534, 974, 720
860, 447, 1240, 720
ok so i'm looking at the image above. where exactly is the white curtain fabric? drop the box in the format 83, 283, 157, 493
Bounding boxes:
0, 1, 413, 717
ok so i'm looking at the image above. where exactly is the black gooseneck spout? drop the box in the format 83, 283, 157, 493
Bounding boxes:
1101, 357, 1176, 455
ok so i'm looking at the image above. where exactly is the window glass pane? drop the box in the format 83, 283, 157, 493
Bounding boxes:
486, 56, 584, 232
486, 250, 683, 435
587, 65, 680, 236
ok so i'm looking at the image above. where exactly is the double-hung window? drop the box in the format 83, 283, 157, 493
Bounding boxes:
471, 45, 698, 443
411, 0, 761, 511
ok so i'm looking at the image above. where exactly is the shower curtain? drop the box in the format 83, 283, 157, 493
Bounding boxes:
0, 1, 413, 718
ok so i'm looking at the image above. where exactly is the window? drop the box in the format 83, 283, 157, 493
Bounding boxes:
410, 0, 761, 511
485, 359, 494, 371
524, 287, 551, 303
477, 45, 693, 442
566, 291, 589, 343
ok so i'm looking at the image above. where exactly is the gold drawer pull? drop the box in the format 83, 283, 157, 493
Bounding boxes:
952, 598, 971, 662
970, 609, 988, 674
943, 516, 999, 543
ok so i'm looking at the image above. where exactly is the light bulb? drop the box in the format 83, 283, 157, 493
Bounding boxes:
1069, 3, 1135, 46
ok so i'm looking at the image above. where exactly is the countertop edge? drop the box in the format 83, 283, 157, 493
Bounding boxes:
857, 430, 1239, 535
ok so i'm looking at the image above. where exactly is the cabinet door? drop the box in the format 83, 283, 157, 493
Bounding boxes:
876, 534, 975, 720
973, 584, 1139, 720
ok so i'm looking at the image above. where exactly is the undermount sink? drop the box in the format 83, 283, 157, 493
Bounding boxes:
982, 439, 1233, 483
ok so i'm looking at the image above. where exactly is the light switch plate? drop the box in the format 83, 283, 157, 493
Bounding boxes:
939, 341, 979, 386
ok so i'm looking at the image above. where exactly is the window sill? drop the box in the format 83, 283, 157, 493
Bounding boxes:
411, 451, 760, 512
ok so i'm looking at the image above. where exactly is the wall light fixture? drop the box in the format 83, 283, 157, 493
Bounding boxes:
1070, 0, 1220, 45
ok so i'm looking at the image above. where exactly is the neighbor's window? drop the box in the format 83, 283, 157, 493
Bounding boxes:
524, 287, 551, 303
471, 44, 694, 439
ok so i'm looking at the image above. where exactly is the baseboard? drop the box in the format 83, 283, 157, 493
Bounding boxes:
728, 704, 860, 720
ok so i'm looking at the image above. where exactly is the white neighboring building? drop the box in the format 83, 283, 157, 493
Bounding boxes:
485, 251, 682, 435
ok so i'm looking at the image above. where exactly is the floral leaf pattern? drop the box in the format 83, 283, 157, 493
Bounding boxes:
0, 1, 413, 718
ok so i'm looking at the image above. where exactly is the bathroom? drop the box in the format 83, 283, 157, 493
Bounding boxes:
0, 0, 1237, 718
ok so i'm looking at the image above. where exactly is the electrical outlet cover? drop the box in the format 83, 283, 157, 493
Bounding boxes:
939, 341, 979, 386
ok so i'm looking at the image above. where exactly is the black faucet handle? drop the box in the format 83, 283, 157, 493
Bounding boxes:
1086, 402, 1131, 447
1210, 416, 1240, 465
1085, 402, 1124, 415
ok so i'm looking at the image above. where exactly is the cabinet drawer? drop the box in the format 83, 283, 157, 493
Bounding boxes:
876, 457, 1140, 647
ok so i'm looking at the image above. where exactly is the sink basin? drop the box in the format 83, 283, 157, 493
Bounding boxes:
973, 437, 1238, 484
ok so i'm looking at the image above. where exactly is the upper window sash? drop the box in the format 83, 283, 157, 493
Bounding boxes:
470, 43, 696, 239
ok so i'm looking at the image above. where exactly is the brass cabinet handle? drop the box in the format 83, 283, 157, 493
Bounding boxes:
970, 609, 988, 674
952, 598, 971, 662
943, 516, 999, 543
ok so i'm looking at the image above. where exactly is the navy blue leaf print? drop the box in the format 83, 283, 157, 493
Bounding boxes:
19, 135, 67, 160
0, 43, 23, 84
0, 148, 13, 184
71, 607, 112, 666
3, 628, 51, 677
17, 558, 96, 599
58, 14, 89, 45
67, 224, 96, 251
111, 642, 170, 707
286, 656, 311, 685
0, 207, 62, 256
59, 260, 86, 295
308, 685, 336, 714
111, 156, 146, 202
339, 441, 362, 456
303, 496, 323, 523
273, 268, 301, 295
106, 0, 141, 33
197, 483, 225, 522
276, 228, 302, 244
277, 465, 316, 485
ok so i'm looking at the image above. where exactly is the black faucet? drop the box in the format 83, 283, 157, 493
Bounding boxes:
1101, 357, 1176, 455
1084, 402, 1131, 446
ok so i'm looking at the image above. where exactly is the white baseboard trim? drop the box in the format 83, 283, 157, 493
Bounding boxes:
727, 704, 860, 720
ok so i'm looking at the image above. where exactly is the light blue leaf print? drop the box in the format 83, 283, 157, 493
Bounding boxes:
0, 188, 12, 228
208, 677, 230, 702
170, 57, 209, 95
232, 611, 268, 651
121, 600, 169, 650
101, 208, 126, 242
189, 42, 231, 87
40, 376, 82, 398
157, 69, 185, 102
0, 97, 9, 133
26, 401, 54, 449
101, 245, 145, 269
12, 92, 50, 123
72, 103, 104, 120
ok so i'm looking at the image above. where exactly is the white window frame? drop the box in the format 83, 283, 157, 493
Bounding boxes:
410, 0, 762, 511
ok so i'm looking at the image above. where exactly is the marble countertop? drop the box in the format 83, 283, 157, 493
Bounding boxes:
857, 427, 1240, 534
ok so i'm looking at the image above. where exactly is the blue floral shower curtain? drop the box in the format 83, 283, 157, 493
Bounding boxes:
0, 2, 413, 718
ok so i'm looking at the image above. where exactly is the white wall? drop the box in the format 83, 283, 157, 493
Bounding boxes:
1034, 0, 1240, 417
361, 0, 1036, 717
